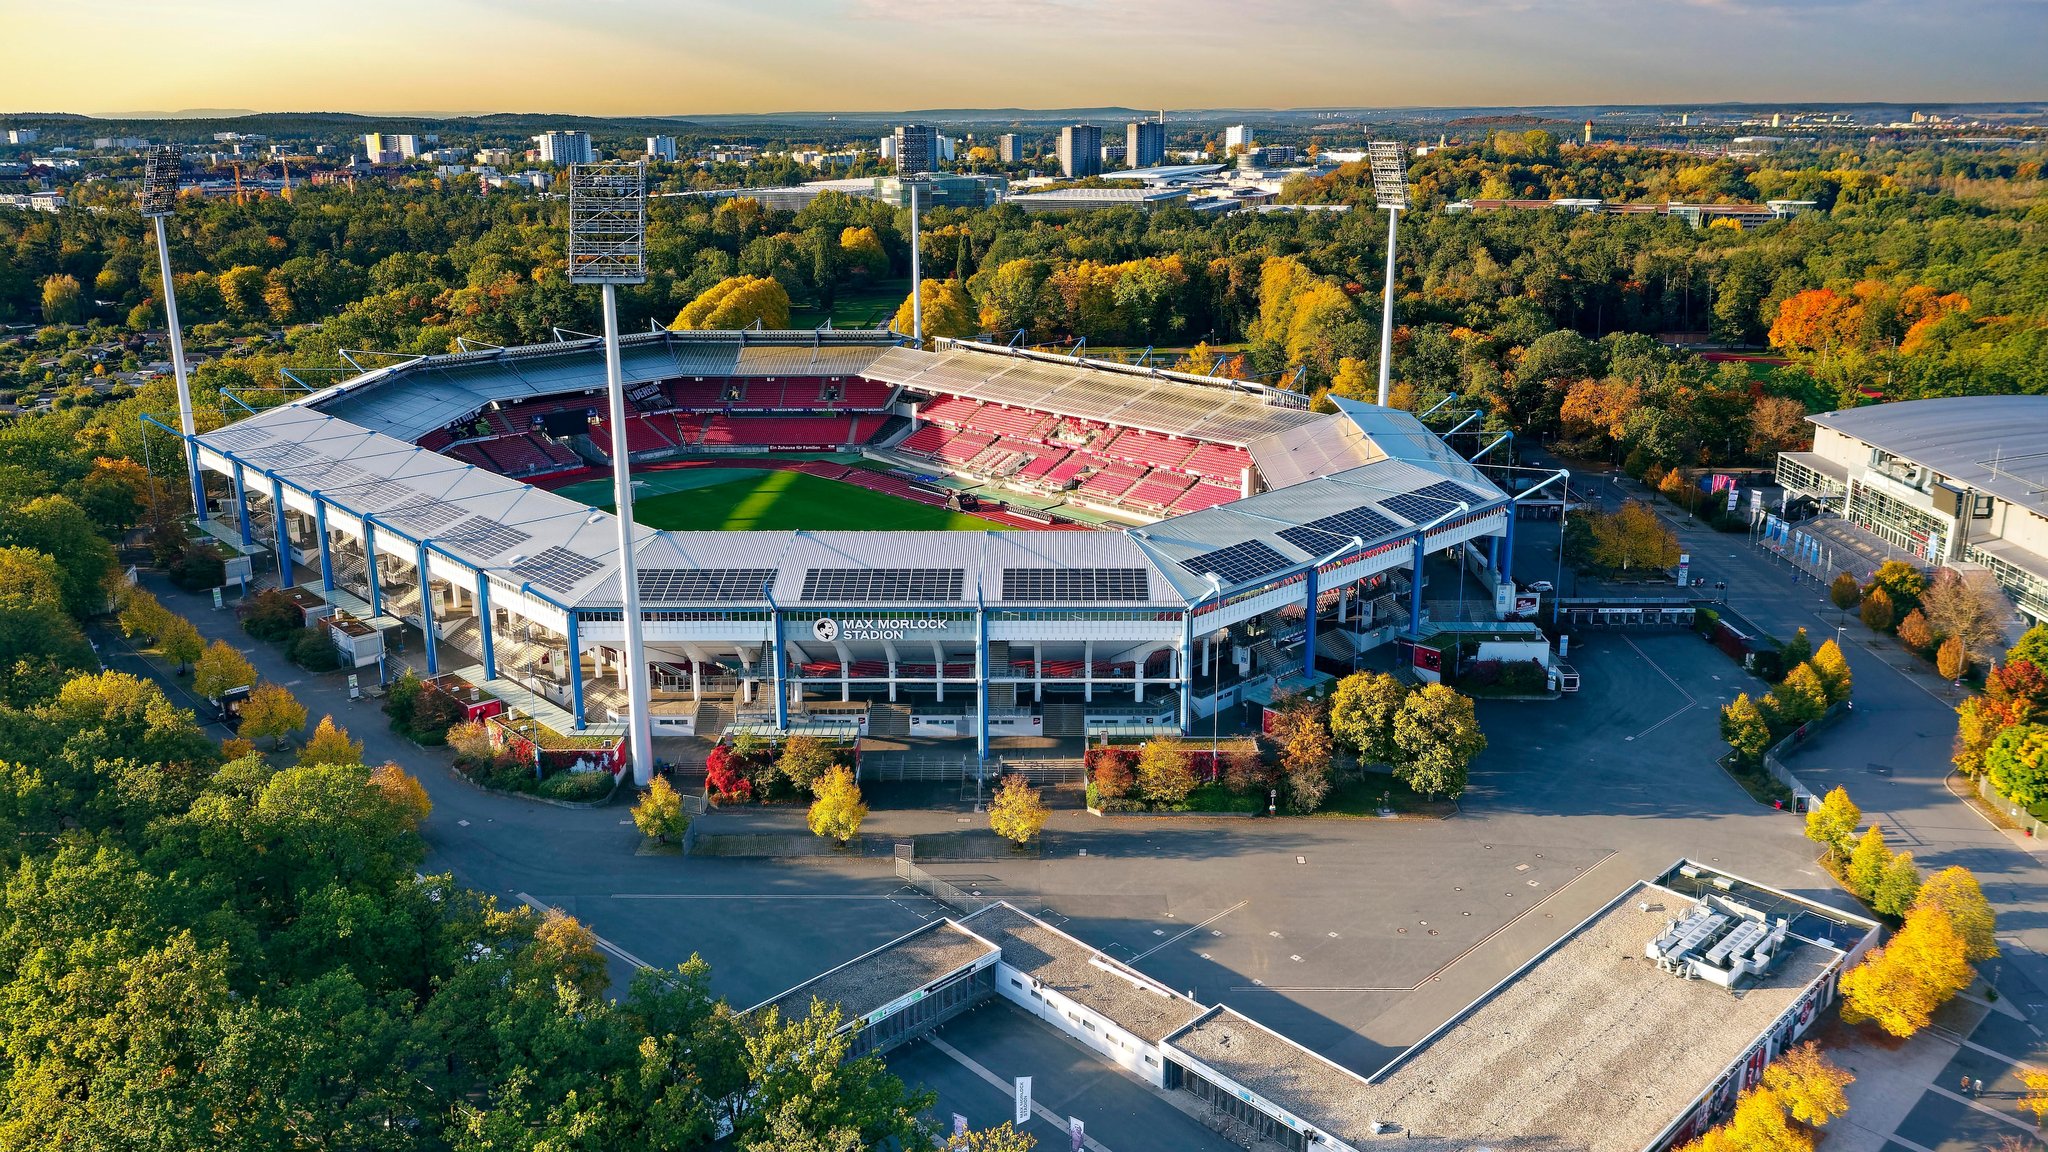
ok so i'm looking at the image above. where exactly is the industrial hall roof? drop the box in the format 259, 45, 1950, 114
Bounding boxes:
1810, 395, 2048, 518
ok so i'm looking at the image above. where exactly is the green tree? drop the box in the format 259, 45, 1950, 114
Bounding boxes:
0, 545, 95, 705
1865, 560, 1927, 617
2011, 624, 2048, 673
1804, 786, 1861, 865
1873, 850, 1923, 918
1136, 736, 1198, 807
633, 775, 691, 844
806, 766, 866, 845
739, 1001, 933, 1152
1588, 500, 1679, 571
1988, 724, 2048, 808
39, 273, 83, 324
1719, 693, 1772, 767
1329, 671, 1408, 767
1392, 683, 1486, 799
1846, 824, 1893, 901
158, 614, 203, 673
192, 639, 258, 700
1781, 627, 1812, 668
0, 495, 116, 618
778, 734, 838, 794
238, 682, 307, 748
987, 774, 1049, 845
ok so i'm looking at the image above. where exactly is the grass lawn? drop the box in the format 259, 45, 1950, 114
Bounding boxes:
788, 279, 909, 330
579, 468, 1007, 532
1314, 771, 1460, 818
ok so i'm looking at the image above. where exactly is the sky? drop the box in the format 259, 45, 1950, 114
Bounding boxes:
5, 0, 2045, 116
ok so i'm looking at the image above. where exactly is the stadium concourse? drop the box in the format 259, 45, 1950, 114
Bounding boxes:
187, 331, 1514, 765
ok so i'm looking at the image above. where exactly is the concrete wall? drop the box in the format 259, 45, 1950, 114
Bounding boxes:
993, 962, 1167, 1088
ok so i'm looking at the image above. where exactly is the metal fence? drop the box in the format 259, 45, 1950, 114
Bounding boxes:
1976, 773, 2048, 839
894, 849, 996, 916
1761, 703, 1848, 809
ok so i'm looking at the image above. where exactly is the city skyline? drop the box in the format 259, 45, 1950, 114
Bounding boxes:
5, 0, 2045, 117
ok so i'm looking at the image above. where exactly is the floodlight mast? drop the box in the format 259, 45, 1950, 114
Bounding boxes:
140, 147, 206, 521
907, 177, 924, 344
1367, 141, 1410, 409
568, 161, 656, 787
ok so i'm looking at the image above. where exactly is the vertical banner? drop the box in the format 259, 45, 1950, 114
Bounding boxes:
1727, 486, 1739, 512
1014, 1077, 1032, 1126
1676, 552, 1690, 587
1070, 1117, 1085, 1151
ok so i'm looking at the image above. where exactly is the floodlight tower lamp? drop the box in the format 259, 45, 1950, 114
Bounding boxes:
1367, 141, 1410, 410
139, 147, 206, 521
568, 161, 657, 786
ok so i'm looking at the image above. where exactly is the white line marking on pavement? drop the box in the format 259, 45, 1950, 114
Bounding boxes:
611, 893, 936, 900
515, 892, 654, 971
1130, 901, 1248, 962
925, 1034, 1114, 1152
1927, 1084, 2041, 1134
1622, 634, 1697, 741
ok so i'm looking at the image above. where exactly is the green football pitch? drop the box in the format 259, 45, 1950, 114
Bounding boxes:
556, 467, 1008, 532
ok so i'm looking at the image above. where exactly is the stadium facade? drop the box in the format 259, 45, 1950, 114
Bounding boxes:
188, 332, 1519, 756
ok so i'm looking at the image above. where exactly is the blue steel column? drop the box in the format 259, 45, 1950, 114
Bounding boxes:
232, 463, 253, 546
363, 519, 383, 616
476, 574, 497, 681
1179, 608, 1195, 735
1301, 565, 1320, 678
415, 540, 438, 677
976, 603, 990, 763
315, 500, 334, 592
1408, 537, 1427, 640
771, 606, 788, 731
567, 612, 585, 730
271, 478, 292, 584
1500, 506, 1516, 586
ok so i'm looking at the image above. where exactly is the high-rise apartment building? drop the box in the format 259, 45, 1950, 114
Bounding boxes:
531, 131, 595, 166
997, 134, 1024, 163
892, 124, 939, 174
5, 129, 39, 146
362, 133, 422, 162
1057, 124, 1102, 178
1224, 124, 1254, 151
645, 136, 677, 162
1126, 119, 1165, 168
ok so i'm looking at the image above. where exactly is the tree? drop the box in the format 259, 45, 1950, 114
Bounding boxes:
368, 761, 432, 828
1392, 683, 1486, 799
1720, 694, 1773, 767
0, 495, 116, 618
671, 275, 791, 330
40, 273, 83, 324
2011, 624, 2048, 673
1810, 640, 1852, 705
157, 615, 204, 674
1804, 786, 1861, 865
1988, 724, 2048, 808
1840, 904, 1975, 1037
778, 734, 838, 794
740, 1002, 932, 1152
1936, 636, 1966, 681
1873, 851, 1922, 918
987, 775, 1050, 846
1895, 608, 1934, 654
1846, 824, 1893, 900
0, 545, 95, 704
239, 682, 307, 748
1913, 866, 1997, 962
1748, 396, 1811, 456
1760, 1042, 1852, 1127
1588, 500, 1679, 571
633, 775, 691, 844
1768, 664, 1828, 727
807, 766, 866, 845
1828, 572, 1861, 615
297, 715, 364, 766
1137, 737, 1199, 807
1722, 1086, 1813, 1152
1781, 627, 1812, 668
2024, 1071, 2048, 1126
959, 1122, 1038, 1152
890, 278, 977, 340
531, 907, 610, 1000
1272, 701, 1336, 812
1920, 567, 2005, 663
1865, 561, 1927, 617
1859, 586, 1895, 633
117, 586, 171, 642
1329, 671, 1407, 766
193, 639, 258, 700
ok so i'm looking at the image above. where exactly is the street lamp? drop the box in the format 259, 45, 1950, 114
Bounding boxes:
567, 161, 656, 787
1366, 141, 1409, 408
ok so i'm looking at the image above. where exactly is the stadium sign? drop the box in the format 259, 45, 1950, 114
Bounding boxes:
813, 616, 957, 643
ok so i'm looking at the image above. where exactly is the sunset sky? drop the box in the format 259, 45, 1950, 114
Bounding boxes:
7, 0, 2044, 116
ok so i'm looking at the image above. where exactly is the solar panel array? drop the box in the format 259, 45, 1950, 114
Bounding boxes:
801, 568, 965, 603
1178, 540, 1291, 586
1001, 567, 1151, 602
639, 567, 778, 603
1276, 506, 1400, 553
384, 496, 468, 535
439, 516, 532, 559
512, 546, 606, 593
1382, 486, 1472, 524
1414, 480, 1479, 504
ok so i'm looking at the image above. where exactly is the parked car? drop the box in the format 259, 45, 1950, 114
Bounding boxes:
1525, 580, 1555, 594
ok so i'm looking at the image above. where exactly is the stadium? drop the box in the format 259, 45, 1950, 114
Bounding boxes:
187, 330, 1516, 767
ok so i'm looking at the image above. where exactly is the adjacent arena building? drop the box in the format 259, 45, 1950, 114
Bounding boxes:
188, 331, 1520, 759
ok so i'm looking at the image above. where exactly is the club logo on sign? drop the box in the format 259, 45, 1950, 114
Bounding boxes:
813, 618, 839, 643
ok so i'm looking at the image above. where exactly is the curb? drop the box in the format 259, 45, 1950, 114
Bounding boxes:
443, 763, 622, 809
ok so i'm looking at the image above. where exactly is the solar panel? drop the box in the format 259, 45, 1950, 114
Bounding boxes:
512, 546, 605, 593
1414, 480, 1478, 504
439, 516, 532, 559
385, 496, 468, 535
1382, 488, 1471, 524
800, 568, 964, 603
337, 478, 418, 512
639, 567, 778, 603
1178, 540, 1291, 586
207, 426, 272, 452
1276, 506, 1400, 553
1001, 568, 1151, 602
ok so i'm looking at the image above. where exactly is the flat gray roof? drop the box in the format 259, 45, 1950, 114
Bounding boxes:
961, 904, 1207, 1043
1812, 396, 2048, 518
1167, 882, 1842, 1152
756, 920, 996, 1026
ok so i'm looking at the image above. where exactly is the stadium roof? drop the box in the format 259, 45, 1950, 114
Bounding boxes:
1116, 163, 1228, 183
872, 340, 1325, 447
1809, 396, 2048, 516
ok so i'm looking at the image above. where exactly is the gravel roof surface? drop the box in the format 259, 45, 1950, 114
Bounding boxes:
963, 904, 1208, 1042
763, 920, 996, 1024
1168, 883, 1837, 1152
